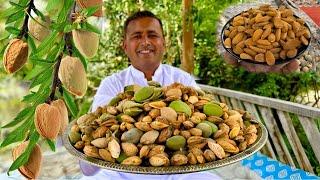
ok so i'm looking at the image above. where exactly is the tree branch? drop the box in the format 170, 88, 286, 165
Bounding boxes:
46, 2, 76, 102
18, 0, 34, 39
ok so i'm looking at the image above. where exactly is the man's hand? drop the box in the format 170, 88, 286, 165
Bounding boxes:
223, 53, 300, 73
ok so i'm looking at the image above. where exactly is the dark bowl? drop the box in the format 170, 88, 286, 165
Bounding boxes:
221, 12, 311, 65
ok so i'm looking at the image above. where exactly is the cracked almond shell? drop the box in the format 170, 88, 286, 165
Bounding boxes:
3, 39, 28, 74
58, 56, 87, 97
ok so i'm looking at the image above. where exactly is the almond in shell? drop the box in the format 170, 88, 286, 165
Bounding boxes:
12, 142, 42, 179
3, 39, 28, 74
58, 56, 87, 96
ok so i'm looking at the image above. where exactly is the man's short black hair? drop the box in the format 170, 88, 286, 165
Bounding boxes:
124, 10, 164, 36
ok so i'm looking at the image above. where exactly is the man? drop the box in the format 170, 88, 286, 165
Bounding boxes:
80, 10, 221, 180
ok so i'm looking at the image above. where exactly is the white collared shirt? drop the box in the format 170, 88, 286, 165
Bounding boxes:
92, 64, 199, 111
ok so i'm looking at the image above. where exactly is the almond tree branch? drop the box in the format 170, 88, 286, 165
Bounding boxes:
47, 2, 76, 102
18, 0, 35, 39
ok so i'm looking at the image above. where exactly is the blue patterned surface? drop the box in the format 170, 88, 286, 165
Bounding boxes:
242, 152, 320, 180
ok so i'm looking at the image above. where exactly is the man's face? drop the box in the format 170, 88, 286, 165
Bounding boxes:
123, 17, 165, 70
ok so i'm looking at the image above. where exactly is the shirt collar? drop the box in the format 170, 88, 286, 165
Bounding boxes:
152, 64, 163, 83
129, 64, 163, 83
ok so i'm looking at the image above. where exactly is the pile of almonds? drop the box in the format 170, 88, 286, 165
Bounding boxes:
223, 4, 311, 65
69, 82, 260, 167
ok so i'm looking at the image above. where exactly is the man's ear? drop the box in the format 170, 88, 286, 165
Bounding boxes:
122, 40, 127, 53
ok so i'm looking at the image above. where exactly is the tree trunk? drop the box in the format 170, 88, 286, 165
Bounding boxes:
181, 0, 194, 74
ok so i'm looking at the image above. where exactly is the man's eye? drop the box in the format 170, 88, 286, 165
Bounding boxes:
132, 35, 140, 39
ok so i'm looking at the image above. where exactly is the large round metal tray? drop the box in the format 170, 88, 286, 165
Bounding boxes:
63, 119, 268, 174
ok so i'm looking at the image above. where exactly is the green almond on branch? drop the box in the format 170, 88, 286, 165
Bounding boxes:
3, 39, 28, 74
58, 56, 87, 97
72, 30, 99, 58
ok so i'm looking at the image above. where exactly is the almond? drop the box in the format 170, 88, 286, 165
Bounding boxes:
3, 39, 28, 74
34, 103, 61, 139
58, 56, 87, 97
12, 141, 42, 179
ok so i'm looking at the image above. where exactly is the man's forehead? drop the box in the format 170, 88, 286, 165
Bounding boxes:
126, 17, 162, 33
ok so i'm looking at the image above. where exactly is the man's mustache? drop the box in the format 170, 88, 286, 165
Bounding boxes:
137, 44, 155, 51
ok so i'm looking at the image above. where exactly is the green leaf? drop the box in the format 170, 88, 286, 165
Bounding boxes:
19, 0, 30, 6
33, 86, 51, 105
23, 83, 51, 104
72, 45, 87, 71
5, 26, 20, 35
57, 0, 74, 23
27, 35, 37, 53
33, 8, 46, 22
46, 0, 61, 13
63, 87, 78, 117
24, 64, 52, 80
46, 42, 64, 62
33, 31, 59, 58
5, 11, 25, 24
0, 118, 33, 148
8, 131, 40, 173
0, 7, 20, 19
1, 107, 35, 128
83, 6, 100, 17
81, 22, 101, 34
51, 22, 68, 32
22, 92, 37, 103
30, 57, 55, 65
9, 1, 26, 8
29, 66, 53, 89
46, 139, 56, 152
63, 24, 74, 33
8, 149, 30, 172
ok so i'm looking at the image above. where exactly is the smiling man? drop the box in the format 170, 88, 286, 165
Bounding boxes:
79, 11, 221, 180
123, 14, 165, 80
